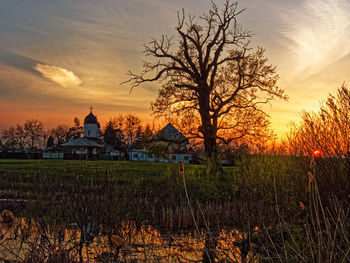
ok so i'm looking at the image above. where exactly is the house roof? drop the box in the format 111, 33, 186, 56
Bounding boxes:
153, 123, 187, 142
61, 138, 103, 148
42, 146, 62, 152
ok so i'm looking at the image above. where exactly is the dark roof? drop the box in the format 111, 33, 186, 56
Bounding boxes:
84, 112, 98, 124
42, 146, 62, 152
61, 138, 103, 148
153, 123, 187, 142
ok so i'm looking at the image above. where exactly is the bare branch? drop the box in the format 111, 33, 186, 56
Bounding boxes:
124, 1, 286, 167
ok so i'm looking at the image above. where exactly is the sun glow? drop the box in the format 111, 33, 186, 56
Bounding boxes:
312, 149, 322, 157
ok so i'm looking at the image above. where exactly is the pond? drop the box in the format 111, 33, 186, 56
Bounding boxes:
0, 209, 255, 262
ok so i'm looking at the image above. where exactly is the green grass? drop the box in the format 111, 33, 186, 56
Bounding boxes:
0, 159, 239, 178
0, 159, 240, 200
0, 159, 166, 178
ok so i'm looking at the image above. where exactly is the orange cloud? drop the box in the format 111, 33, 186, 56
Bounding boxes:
34, 63, 82, 88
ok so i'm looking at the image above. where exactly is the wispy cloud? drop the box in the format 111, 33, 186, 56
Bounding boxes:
34, 63, 82, 88
0, 49, 39, 75
281, 0, 350, 75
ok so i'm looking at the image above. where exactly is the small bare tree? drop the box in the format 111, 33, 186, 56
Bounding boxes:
49, 124, 70, 146
23, 119, 44, 150
1, 120, 45, 151
125, 0, 286, 174
1, 124, 28, 151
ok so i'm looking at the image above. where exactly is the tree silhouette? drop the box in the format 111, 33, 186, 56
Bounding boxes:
46, 136, 55, 148
125, 0, 286, 174
103, 121, 124, 151
121, 114, 143, 150
1, 124, 27, 151
49, 124, 70, 146
67, 117, 83, 141
23, 119, 44, 150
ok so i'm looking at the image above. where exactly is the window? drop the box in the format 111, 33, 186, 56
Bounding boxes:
184, 156, 189, 161
172, 155, 176, 161
88, 130, 90, 136
133, 153, 138, 159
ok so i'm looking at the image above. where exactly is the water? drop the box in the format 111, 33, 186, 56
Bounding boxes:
0, 211, 250, 262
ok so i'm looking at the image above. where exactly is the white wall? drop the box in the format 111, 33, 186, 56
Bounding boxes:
42, 152, 64, 159
84, 123, 100, 138
129, 149, 191, 164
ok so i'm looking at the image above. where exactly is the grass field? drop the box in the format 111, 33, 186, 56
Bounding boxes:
0, 159, 176, 178
0, 159, 241, 203
0, 159, 239, 178
0, 157, 348, 262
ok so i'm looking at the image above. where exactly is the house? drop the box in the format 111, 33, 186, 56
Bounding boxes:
129, 123, 192, 164
101, 146, 120, 160
129, 148, 152, 161
61, 108, 103, 160
42, 109, 191, 163
42, 146, 64, 159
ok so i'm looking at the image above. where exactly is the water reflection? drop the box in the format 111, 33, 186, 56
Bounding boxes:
0, 210, 252, 262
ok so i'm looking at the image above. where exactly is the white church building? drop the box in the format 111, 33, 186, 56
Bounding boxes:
60, 108, 104, 160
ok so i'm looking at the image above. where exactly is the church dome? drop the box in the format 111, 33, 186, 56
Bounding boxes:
84, 112, 98, 124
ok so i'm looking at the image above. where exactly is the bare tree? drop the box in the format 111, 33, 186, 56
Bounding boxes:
118, 114, 143, 150
23, 119, 44, 150
49, 124, 70, 146
1, 124, 28, 151
125, 0, 286, 174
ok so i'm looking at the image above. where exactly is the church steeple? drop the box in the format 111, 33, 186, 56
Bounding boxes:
83, 107, 100, 138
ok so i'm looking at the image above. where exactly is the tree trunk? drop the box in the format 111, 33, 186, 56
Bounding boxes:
204, 135, 222, 176
199, 90, 223, 176
200, 120, 222, 176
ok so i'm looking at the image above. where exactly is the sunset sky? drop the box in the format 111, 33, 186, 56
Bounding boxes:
1, 0, 350, 138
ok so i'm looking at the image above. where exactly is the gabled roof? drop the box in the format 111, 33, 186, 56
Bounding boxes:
153, 123, 187, 142
61, 138, 103, 148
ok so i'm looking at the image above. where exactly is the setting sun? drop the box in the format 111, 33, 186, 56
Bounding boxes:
312, 150, 322, 157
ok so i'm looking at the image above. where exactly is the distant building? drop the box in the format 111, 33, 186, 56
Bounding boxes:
101, 146, 120, 160
61, 108, 103, 160
129, 123, 192, 164
42, 146, 64, 159
129, 148, 153, 162
42, 110, 191, 163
